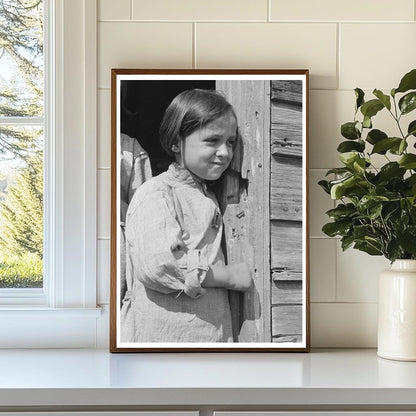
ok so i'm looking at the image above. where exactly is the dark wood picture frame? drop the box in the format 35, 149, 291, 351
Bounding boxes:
110, 69, 310, 352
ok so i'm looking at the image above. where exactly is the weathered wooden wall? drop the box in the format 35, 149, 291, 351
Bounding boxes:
216, 80, 271, 342
270, 80, 304, 343
217, 79, 304, 344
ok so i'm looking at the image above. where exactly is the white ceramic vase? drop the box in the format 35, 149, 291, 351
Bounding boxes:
378, 259, 416, 361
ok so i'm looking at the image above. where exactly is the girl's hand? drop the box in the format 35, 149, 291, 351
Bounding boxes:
226, 262, 252, 292
203, 261, 252, 291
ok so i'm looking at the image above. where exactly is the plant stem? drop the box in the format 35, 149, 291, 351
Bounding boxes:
390, 97, 406, 139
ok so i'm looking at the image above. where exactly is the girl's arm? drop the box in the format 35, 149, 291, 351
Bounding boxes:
126, 189, 208, 299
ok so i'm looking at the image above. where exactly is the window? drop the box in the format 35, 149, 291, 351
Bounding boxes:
0, 0, 45, 296
0, 0, 100, 348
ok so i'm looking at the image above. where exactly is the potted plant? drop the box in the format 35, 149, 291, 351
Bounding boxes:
319, 68, 416, 361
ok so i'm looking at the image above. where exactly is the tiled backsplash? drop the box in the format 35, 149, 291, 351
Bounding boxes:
96, 0, 416, 347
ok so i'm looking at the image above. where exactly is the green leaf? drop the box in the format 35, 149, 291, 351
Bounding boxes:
341, 235, 355, 251
398, 227, 416, 255
373, 89, 391, 110
353, 158, 366, 174
318, 180, 331, 194
352, 224, 374, 240
366, 129, 387, 145
325, 167, 352, 176
354, 241, 383, 256
331, 176, 367, 200
330, 175, 358, 199
371, 137, 402, 154
339, 152, 361, 167
357, 195, 389, 212
399, 154, 416, 169
360, 99, 384, 119
369, 203, 383, 220
407, 120, 416, 138
363, 116, 372, 129
390, 139, 408, 155
322, 221, 351, 237
337, 140, 365, 153
399, 92, 416, 115
378, 162, 406, 181
341, 122, 361, 140
326, 203, 357, 220
355, 88, 365, 110
395, 69, 416, 94
386, 240, 403, 263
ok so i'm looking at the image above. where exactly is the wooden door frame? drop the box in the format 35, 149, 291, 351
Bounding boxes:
216, 80, 271, 342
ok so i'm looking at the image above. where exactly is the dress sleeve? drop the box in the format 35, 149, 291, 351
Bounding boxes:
125, 190, 209, 299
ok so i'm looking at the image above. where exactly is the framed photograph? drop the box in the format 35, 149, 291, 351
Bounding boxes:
110, 69, 310, 352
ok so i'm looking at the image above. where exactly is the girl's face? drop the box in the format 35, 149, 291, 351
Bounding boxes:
177, 111, 237, 181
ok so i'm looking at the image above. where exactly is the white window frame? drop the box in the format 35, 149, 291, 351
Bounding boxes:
0, 0, 101, 348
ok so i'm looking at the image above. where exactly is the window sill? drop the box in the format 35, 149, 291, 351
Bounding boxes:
0, 307, 103, 348
0, 349, 415, 411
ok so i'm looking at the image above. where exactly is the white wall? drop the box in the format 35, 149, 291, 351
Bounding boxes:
95, 0, 416, 348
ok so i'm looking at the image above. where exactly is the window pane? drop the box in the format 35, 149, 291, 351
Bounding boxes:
0, 0, 44, 117
0, 126, 43, 288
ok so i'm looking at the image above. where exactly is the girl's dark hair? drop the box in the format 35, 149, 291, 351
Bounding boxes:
159, 89, 237, 157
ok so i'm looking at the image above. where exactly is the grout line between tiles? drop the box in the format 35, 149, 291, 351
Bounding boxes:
98, 19, 415, 24
193, 22, 197, 68
336, 23, 340, 90
268, 0, 272, 22
130, 0, 133, 20
311, 301, 378, 305
333, 231, 338, 301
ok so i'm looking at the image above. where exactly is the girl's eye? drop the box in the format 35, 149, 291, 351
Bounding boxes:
206, 138, 218, 144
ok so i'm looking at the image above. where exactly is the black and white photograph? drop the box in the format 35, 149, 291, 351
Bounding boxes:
110, 69, 309, 352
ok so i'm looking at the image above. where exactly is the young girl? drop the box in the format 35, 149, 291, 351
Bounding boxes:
121, 89, 252, 343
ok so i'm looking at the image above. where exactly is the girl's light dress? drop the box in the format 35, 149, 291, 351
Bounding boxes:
121, 162, 233, 343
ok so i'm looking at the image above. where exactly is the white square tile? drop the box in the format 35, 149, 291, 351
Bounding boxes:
309, 169, 334, 237
309, 89, 410, 170
311, 302, 377, 347
336, 244, 390, 302
309, 90, 353, 170
132, 0, 268, 21
99, 0, 131, 20
340, 24, 416, 90
98, 169, 111, 238
196, 23, 337, 89
271, 0, 414, 21
98, 22, 193, 89
310, 239, 336, 302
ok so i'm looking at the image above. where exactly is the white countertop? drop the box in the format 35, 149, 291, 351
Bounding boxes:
0, 348, 416, 408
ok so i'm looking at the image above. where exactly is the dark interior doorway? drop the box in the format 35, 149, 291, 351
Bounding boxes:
120, 80, 215, 176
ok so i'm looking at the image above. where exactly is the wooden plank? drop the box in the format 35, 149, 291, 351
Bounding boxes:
271, 80, 302, 105
272, 280, 302, 304
271, 220, 302, 273
271, 129, 302, 158
270, 156, 302, 221
273, 334, 302, 343
216, 80, 271, 343
272, 305, 303, 335
271, 101, 302, 125
271, 102, 303, 158
272, 270, 302, 281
